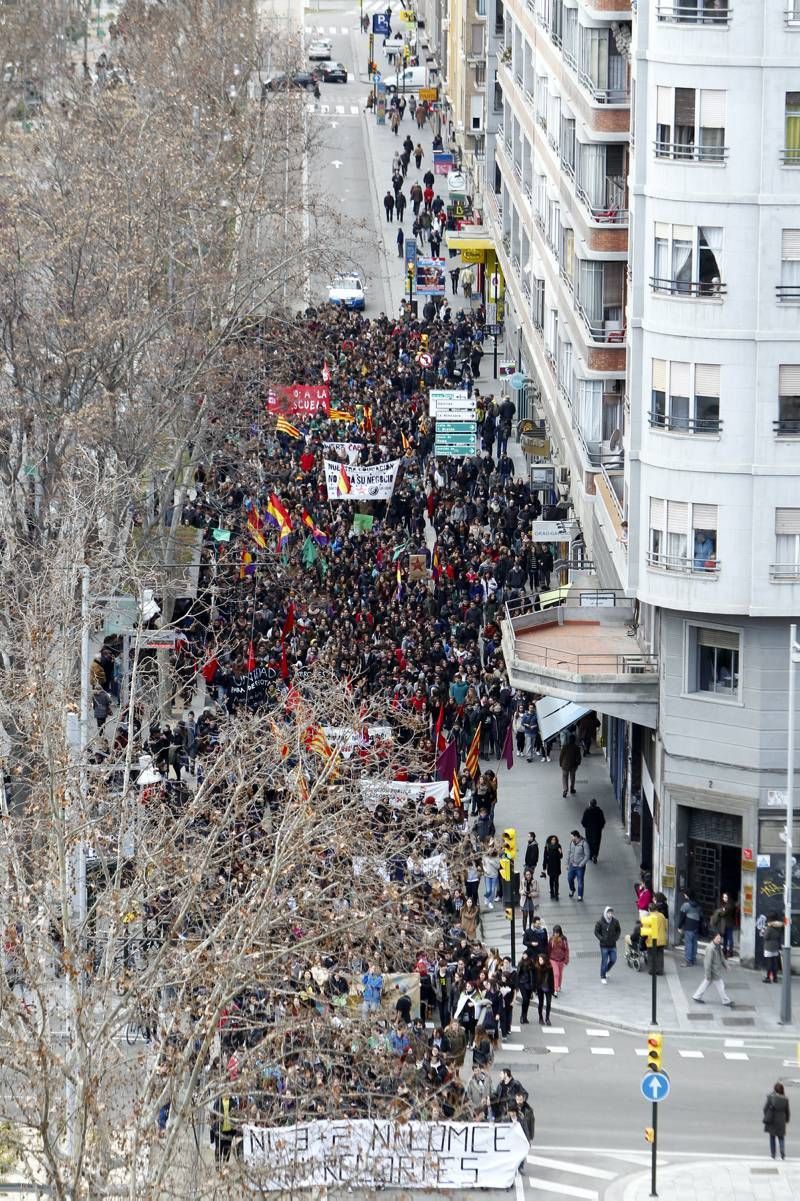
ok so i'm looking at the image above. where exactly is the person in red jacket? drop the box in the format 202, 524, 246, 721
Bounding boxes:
423, 184, 434, 211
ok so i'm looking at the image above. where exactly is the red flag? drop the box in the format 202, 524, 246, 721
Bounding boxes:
501, 722, 514, 771
282, 604, 296, 638
246, 640, 257, 672
434, 703, 446, 753
279, 637, 289, 680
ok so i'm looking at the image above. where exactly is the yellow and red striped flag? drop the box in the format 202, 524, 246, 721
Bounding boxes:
329, 409, 354, 423
276, 415, 302, 439
452, 772, 461, 809
466, 724, 481, 779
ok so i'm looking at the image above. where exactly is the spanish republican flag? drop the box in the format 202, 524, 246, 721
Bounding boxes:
466, 723, 481, 779
301, 508, 329, 547
267, 493, 293, 545
336, 465, 352, 496
276, 415, 302, 439
239, 548, 254, 580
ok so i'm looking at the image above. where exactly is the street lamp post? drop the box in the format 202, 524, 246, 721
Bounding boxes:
780, 623, 800, 1025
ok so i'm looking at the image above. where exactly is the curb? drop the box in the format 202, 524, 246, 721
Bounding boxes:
540, 999, 800, 1041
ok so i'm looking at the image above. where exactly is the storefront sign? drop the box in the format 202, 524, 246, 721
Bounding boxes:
433, 150, 453, 174
531, 520, 579, 543
420, 86, 438, 102
266, 384, 330, 416
243, 1119, 529, 1189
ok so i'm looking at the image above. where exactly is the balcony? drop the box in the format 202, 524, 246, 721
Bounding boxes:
787, 6, 800, 25
646, 551, 720, 576
576, 68, 629, 106
650, 277, 726, 298
780, 150, 800, 167
501, 591, 658, 727
777, 285, 800, 303
654, 141, 727, 164
771, 563, 800, 582
774, 418, 800, 437
656, 1, 731, 22
574, 298, 626, 345
649, 413, 722, 435
575, 176, 629, 225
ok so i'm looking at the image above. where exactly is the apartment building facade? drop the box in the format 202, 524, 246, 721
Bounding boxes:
488, 0, 800, 964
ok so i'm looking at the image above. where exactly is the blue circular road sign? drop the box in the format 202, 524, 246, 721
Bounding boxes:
509, 372, 526, 390
640, 1071, 670, 1103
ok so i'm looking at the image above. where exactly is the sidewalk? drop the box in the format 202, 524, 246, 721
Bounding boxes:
606, 1157, 800, 1201
482, 752, 800, 1038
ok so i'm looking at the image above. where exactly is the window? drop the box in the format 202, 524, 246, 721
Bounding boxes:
784, 92, 800, 165
788, 0, 800, 25
777, 365, 800, 436
655, 87, 726, 161
493, 78, 503, 113
533, 278, 545, 331
475, 63, 486, 87
652, 222, 724, 296
650, 360, 720, 432
778, 230, 800, 302
689, 626, 740, 699
774, 509, 800, 580
560, 114, 576, 178
470, 23, 484, 53
657, 0, 730, 24
476, 0, 486, 13
648, 499, 718, 572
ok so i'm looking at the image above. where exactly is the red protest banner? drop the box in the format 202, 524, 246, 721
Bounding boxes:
266, 385, 331, 416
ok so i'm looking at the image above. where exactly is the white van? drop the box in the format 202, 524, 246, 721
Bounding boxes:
386, 66, 430, 93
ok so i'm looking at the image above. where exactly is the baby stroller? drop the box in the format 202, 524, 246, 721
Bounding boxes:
625, 923, 645, 972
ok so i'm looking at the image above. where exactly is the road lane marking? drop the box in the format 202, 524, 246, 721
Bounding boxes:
635, 1048, 648, 1056
547, 1026, 565, 1033
678, 1049, 704, 1058
546, 1045, 569, 1053
586, 1028, 610, 1037
499, 1043, 525, 1051
723, 1051, 749, 1060
724, 1038, 744, 1046
526, 1178, 598, 1199
590, 1047, 614, 1055
515, 1174, 525, 1201
335, 104, 345, 113
527, 1156, 616, 1180
350, 104, 360, 113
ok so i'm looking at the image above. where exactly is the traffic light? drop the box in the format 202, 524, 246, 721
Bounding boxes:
505, 906, 514, 921
639, 912, 655, 945
498, 857, 512, 883
646, 1032, 663, 1073
644, 1127, 655, 1144
502, 828, 517, 861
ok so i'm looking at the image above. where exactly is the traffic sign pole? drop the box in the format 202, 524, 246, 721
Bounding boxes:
651, 1099, 658, 1198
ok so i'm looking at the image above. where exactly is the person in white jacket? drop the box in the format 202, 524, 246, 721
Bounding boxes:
482, 841, 501, 909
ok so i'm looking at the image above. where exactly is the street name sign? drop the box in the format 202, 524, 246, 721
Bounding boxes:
429, 388, 476, 420
640, 1072, 670, 1102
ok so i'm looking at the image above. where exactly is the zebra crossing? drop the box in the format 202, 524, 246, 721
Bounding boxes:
306, 102, 362, 116
520, 1148, 659, 1201
305, 24, 354, 34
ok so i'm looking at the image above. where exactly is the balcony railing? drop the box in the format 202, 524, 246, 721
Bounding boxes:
787, 6, 800, 24
770, 563, 800, 582
649, 413, 722, 434
573, 296, 627, 344
780, 149, 800, 166
656, 2, 731, 22
650, 277, 726, 298
573, 423, 625, 470
646, 551, 720, 575
575, 177, 629, 224
576, 67, 629, 105
654, 140, 727, 164
776, 285, 800, 302
774, 417, 800, 436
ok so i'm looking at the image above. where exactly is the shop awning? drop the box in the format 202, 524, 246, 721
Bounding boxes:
444, 230, 496, 252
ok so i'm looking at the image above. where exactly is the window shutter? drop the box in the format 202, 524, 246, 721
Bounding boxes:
693, 503, 717, 529
667, 500, 688, 533
699, 89, 725, 127
674, 88, 696, 126
697, 626, 739, 650
694, 363, 720, 396
776, 508, 800, 536
670, 361, 691, 396
782, 230, 800, 260
655, 221, 670, 240
779, 365, 800, 394
673, 224, 693, 242
649, 498, 665, 530
656, 86, 673, 126
652, 359, 667, 392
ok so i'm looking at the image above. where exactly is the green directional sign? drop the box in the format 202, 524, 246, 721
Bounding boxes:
436, 421, 476, 435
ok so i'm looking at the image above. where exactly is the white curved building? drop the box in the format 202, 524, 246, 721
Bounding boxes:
490, 0, 800, 961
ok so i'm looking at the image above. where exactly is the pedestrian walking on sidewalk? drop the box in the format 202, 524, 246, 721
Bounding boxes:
548, 925, 569, 995
383, 191, 395, 222
559, 733, 581, 796
396, 190, 407, 221
396, 227, 405, 257
449, 265, 461, 295
525, 831, 539, 873
410, 181, 423, 216
677, 890, 702, 966
692, 933, 734, 1007
566, 830, 589, 901
414, 142, 423, 169
762, 912, 784, 982
520, 869, 539, 930
534, 952, 554, 1025
710, 891, 737, 958
390, 108, 400, 135
542, 834, 563, 900
408, 95, 417, 121
763, 1083, 790, 1160
594, 905, 621, 983
581, 798, 605, 863
516, 951, 535, 1024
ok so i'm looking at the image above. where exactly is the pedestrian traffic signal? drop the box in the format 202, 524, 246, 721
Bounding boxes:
644, 1127, 655, 1143
498, 857, 512, 882
639, 912, 655, 944
646, 1033, 663, 1073
505, 906, 514, 921
502, 828, 517, 861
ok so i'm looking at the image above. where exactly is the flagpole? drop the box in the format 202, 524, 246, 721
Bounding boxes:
244, 564, 259, 710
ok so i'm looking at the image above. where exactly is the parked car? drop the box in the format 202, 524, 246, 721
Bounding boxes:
316, 61, 348, 83
328, 274, 366, 310
261, 71, 320, 98
307, 39, 333, 60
